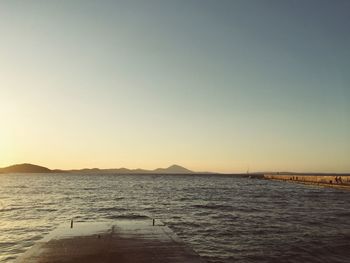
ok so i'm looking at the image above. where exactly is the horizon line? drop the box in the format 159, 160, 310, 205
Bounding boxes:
1, 163, 350, 175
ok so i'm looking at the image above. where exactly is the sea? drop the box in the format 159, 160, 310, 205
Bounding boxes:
1, 173, 350, 263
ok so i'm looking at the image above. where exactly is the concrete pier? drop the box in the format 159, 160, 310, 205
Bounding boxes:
264, 174, 350, 189
15, 219, 205, 263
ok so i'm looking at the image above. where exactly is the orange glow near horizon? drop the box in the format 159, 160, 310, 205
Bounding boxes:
1, 1, 349, 174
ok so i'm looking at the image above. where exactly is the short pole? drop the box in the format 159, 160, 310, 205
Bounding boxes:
152, 219, 155, 226
71, 219, 73, 228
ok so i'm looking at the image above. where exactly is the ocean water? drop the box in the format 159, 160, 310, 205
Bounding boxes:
1, 173, 350, 263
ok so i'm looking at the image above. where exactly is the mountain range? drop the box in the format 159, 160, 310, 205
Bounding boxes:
0, 163, 196, 174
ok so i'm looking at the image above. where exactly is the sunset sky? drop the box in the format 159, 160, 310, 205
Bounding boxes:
1, 0, 349, 173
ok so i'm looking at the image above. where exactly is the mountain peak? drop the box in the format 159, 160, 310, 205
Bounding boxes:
168, 164, 183, 169
154, 164, 193, 174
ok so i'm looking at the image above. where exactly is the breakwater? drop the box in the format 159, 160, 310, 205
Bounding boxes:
264, 174, 350, 189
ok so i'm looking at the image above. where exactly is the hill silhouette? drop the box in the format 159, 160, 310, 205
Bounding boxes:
0, 163, 195, 174
68, 164, 194, 174
0, 163, 52, 174
154, 164, 193, 174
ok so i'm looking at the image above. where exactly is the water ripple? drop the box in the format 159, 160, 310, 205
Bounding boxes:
0, 173, 350, 263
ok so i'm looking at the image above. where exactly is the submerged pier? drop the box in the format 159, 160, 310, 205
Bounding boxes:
15, 219, 205, 263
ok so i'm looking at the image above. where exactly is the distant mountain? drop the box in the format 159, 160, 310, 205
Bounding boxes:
68, 165, 193, 174
0, 163, 194, 174
153, 164, 193, 174
0, 163, 52, 174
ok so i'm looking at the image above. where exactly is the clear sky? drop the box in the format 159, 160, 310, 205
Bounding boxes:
1, 0, 349, 173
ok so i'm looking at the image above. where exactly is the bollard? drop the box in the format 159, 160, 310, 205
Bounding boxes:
71, 219, 73, 229
153, 219, 155, 226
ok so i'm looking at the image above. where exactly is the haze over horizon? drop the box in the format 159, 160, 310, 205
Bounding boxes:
1, 0, 349, 173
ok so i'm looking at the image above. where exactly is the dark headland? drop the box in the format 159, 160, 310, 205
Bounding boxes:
0, 163, 52, 174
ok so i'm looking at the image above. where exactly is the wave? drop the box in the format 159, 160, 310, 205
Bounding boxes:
0, 207, 23, 212
96, 207, 127, 213
104, 214, 150, 220
192, 204, 233, 211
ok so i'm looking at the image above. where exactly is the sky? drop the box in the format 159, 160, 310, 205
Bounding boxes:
0, 0, 349, 173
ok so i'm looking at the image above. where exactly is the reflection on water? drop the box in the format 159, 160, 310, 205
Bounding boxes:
0, 173, 350, 263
